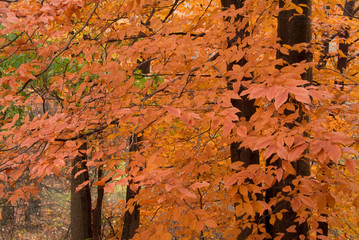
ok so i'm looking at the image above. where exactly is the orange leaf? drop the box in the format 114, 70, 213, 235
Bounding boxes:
164, 106, 181, 117
299, 195, 315, 208
237, 125, 247, 137
66, 141, 77, 148
178, 188, 196, 199
345, 158, 356, 175
74, 169, 87, 179
204, 219, 217, 228
288, 143, 307, 161
93, 151, 103, 160
277, 168, 283, 182
189, 182, 209, 190
275, 90, 288, 110
104, 182, 115, 193
222, 120, 235, 137
326, 144, 341, 163
287, 225, 297, 233
75, 180, 90, 192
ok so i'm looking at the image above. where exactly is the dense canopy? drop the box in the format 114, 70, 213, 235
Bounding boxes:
0, 0, 358, 239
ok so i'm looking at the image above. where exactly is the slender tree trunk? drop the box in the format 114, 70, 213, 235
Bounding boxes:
24, 196, 41, 226
221, 0, 260, 239
1, 184, 15, 227
121, 134, 141, 240
265, 1, 312, 239
121, 60, 149, 240
71, 142, 93, 240
337, 0, 355, 75
93, 167, 104, 240
121, 184, 140, 239
317, 1, 356, 237
1, 203, 14, 226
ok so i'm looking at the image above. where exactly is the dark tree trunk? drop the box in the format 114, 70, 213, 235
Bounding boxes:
220, 0, 260, 239
121, 134, 142, 240
121, 184, 140, 240
1, 185, 15, 227
337, 0, 355, 74
93, 167, 104, 240
121, 59, 149, 240
24, 196, 41, 225
1, 204, 14, 225
71, 142, 93, 240
265, 1, 312, 239
317, 1, 356, 237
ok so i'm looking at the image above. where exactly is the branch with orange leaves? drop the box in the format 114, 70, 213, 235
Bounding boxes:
320, 67, 359, 86
16, 4, 99, 94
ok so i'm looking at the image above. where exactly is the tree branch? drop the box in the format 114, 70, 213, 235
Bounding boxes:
16, 4, 98, 94
54, 118, 118, 142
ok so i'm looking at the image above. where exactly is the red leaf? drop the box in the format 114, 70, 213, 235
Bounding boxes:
326, 144, 341, 163
288, 143, 307, 161
178, 188, 196, 199
222, 120, 235, 137
75, 180, 90, 192
287, 225, 297, 233
66, 141, 77, 148
299, 195, 315, 208
164, 106, 181, 117
345, 159, 356, 175
93, 151, 103, 160
190, 182, 209, 190
237, 125, 247, 137
323, 132, 353, 145
275, 90, 288, 110
104, 182, 115, 193
74, 169, 87, 179
6, 12, 18, 23
277, 168, 283, 182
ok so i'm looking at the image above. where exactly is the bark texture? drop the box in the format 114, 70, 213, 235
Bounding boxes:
121, 60, 149, 239
93, 167, 104, 240
121, 135, 141, 240
337, 0, 355, 74
221, 0, 260, 239
265, 1, 312, 239
317, 1, 356, 237
71, 142, 93, 240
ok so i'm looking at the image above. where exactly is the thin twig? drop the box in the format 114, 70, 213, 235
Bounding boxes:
320, 67, 359, 85
0, 32, 23, 50
16, 4, 98, 94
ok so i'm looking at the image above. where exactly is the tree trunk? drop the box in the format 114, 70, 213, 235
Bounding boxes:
24, 196, 41, 226
1, 204, 14, 225
317, 1, 356, 237
71, 142, 93, 240
121, 60, 149, 240
220, 0, 260, 239
265, 1, 312, 239
1, 185, 15, 227
121, 184, 140, 240
337, 0, 355, 75
121, 134, 141, 240
93, 167, 104, 240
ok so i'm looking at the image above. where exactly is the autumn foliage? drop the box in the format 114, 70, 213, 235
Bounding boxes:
0, 0, 358, 239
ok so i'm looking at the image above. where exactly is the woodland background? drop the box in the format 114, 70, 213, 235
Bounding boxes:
0, 0, 358, 239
